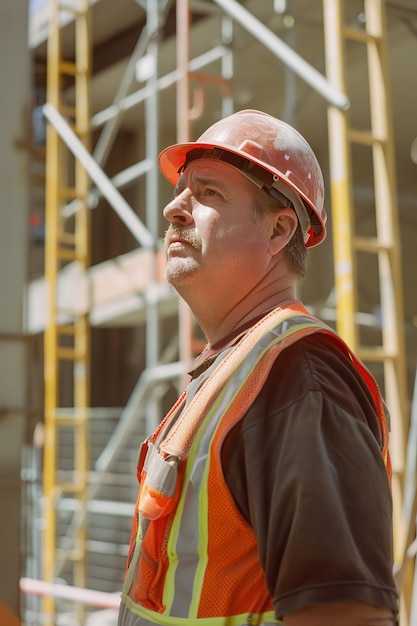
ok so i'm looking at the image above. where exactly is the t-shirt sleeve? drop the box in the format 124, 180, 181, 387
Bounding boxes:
221, 334, 399, 619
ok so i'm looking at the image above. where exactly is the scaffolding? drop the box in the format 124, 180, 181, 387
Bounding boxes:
323, 1, 411, 620
26, 0, 415, 624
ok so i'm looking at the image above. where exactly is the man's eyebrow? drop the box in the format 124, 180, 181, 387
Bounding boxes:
173, 171, 230, 197
195, 175, 228, 190
193, 172, 230, 191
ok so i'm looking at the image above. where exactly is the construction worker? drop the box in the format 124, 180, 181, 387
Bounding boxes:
118, 110, 399, 626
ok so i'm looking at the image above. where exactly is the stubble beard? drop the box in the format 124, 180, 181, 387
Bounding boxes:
163, 225, 203, 286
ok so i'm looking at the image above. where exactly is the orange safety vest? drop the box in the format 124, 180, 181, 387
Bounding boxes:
119, 303, 391, 626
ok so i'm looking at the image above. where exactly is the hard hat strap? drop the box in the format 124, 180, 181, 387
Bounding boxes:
269, 176, 311, 243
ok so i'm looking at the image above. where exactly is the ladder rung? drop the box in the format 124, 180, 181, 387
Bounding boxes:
343, 26, 380, 45
59, 60, 77, 76
66, 548, 85, 562
357, 346, 397, 362
348, 128, 384, 147
57, 346, 77, 360
59, 186, 84, 201
55, 416, 87, 426
353, 236, 391, 253
44, 407, 88, 427
55, 406, 122, 420
56, 306, 82, 318
60, 104, 76, 119
57, 482, 85, 495
52, 407, 90, 424
59, 324, 76, 336
59, 60, 89, 78
57, 247, 77, 261
58, 231, 76, 246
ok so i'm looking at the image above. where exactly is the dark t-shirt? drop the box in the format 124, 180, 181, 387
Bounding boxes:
189, 331, 399, 620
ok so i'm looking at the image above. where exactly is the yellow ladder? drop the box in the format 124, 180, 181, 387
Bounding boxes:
323, 0, 411, 620
43, 0, 91, 623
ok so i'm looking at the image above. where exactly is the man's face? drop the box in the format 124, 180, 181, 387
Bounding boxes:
163, 158, 275, 298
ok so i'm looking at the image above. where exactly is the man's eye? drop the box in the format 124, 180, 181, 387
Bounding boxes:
203, 188, 221, 197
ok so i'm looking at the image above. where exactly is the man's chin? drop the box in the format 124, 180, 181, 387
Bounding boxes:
164, 259, 200, 287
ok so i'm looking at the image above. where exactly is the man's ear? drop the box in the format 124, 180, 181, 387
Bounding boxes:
268, 208, 298, 256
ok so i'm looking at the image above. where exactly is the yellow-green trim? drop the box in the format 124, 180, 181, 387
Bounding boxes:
135, 311, 329, 619
122, 593, 281, 625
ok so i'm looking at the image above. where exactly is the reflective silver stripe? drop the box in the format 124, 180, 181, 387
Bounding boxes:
169, 451, 204, 616
118, 602, 148, 626
170, 334, 272, 616
119, 599, 282, 625
143, 442, 178, 497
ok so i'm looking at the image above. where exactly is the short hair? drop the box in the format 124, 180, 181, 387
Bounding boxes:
251, 185, 309, 282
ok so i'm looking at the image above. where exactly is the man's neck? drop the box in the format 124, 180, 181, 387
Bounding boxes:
194, 287, 299, 346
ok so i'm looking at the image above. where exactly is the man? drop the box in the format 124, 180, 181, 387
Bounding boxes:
118, 110, 399, 626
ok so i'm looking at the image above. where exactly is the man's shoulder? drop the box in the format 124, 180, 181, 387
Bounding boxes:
258, 331, 378, 424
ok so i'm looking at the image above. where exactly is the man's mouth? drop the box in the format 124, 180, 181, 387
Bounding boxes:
164, 228, 201, 250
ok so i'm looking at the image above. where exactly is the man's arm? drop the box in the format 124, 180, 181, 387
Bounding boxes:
284, 600, 396, 626
223, 335, 399, 620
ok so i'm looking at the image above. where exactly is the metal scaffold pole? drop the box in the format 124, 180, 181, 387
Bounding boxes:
175, 0, 235, 373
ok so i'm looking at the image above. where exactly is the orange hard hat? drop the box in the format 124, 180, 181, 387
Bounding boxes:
158, 109, 327, 247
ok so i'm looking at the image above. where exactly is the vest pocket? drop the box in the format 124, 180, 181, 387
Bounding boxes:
139, 442, 180, 520
132, 515, 172, 612
129, 443, 184, 612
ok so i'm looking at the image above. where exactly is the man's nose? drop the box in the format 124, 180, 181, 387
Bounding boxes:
163, 189, 194, 225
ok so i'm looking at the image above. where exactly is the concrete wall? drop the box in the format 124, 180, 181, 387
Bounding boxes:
0, 0, 31, 617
